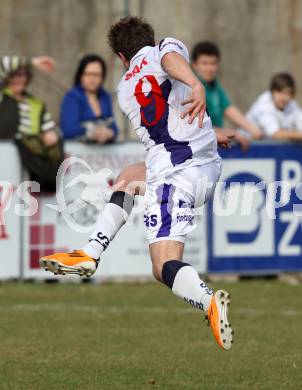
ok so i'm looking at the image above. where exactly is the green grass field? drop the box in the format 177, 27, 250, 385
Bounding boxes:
0, 280, 301, 389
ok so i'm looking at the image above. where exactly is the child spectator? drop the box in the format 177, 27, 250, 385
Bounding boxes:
191, 41, 262, 149
60, 54, 119, 143
245, 73, 302, 140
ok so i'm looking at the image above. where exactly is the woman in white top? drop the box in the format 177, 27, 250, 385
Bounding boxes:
246, 73, 302, 140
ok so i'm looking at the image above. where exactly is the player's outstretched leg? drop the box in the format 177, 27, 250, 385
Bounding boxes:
150, 240, 234, 350
40, 162, 146, 277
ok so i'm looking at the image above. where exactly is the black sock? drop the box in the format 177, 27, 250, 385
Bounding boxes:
162, 260, 190, 289
109, 191, 134, 215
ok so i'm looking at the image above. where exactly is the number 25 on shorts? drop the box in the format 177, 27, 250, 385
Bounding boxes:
144, 214, 158, 228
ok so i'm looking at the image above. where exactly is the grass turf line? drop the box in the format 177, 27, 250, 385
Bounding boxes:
0, 280, 301, 389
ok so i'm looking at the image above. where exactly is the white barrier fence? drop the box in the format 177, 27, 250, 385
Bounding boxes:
0, 142, 207, 281
0, 142, 22, 279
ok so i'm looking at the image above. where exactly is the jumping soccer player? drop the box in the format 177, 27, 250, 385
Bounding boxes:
40, 17, 234, 350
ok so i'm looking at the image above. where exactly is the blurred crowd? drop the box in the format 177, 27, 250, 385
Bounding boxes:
0, 53, 118, 191
191, 42, 302, 146
1, 40, 302, 190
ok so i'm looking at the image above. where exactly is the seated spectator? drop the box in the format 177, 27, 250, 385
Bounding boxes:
191, 41, 262, 149
245, 73, 302, 140
60, 54, 119, 143
0, 55, 63, 192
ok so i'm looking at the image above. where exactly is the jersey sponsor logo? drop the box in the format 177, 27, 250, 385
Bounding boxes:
125, 57, 148, 81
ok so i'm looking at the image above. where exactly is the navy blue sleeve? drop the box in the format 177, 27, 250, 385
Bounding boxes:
60, 92, 85, 139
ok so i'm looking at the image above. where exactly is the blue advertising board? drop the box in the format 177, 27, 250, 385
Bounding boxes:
207, 142, 302, 273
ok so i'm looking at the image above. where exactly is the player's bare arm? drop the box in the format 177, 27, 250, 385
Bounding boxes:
161, 52, 206, 127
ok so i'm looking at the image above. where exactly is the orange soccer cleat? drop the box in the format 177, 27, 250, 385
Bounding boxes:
206, 290, 234, 351
39, 250, 98, 278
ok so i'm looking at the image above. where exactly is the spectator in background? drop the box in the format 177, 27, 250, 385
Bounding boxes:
60, 54, 119, 143
0, 55, 63, 192
0, 55, 58, 144
244, 73, 302, 140
191, 41, 262, 149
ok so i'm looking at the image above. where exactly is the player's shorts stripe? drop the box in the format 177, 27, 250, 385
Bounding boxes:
156, 183, 175, 238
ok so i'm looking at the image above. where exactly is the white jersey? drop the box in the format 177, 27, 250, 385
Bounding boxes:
246, 91, 302, 138
117, 37, 220, 182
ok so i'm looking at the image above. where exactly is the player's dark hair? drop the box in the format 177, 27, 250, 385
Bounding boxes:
191, 41, 220, 62
74, 54, 107, 86
108, 16, 155, 61
270, 73, 296, 94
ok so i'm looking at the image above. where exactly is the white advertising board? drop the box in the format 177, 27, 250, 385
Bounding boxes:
0, 142, 22, 279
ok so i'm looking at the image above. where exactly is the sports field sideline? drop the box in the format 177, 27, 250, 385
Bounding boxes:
0, 280, 301, 389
